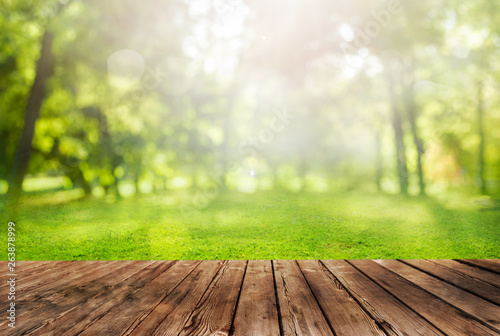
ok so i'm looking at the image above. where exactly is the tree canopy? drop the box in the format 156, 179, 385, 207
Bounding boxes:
1, 0, 499, 205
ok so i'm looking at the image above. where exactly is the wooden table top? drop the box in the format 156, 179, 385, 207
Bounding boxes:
1, 259, 499, 335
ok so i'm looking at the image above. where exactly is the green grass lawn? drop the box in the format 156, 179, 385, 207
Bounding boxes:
1, 189, 499, 260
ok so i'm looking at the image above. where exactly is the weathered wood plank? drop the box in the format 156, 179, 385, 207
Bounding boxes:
9, 261, 151, 336
3, 260, 62, 274
376, 259, 500, 333
459, 259, 500, 274
25, 261, 140, 310
127, 260, 221, 335
274, 260, 334, 336
0, 261, 121, 329
322, 260, 443, 336
12, 260, 121, 312
402, 259, 500, 305
17, 261, 113, 294
31, 260, 177, 336
298, 260, 386, 336
430, 259, 500, 288
0, 261, 73, 290
77, 260, 200, 336
232, 260, 280, 336
3, 259, 498, 335
351, 259, 498, 336
10, 260, 57, 275
178, 260, 247, 336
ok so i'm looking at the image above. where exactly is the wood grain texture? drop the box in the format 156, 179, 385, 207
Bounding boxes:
28, 260, 168, 336
298, 260, 386, 336
459, 259, 500, 274
178, 260, 247, 336
322, 259, 444, 336
4, 260, 57, 278
19, 261, 132, 309
274, 260, 334, 336
0, 261, 74, 290
128, 260, 222, 335
4, 259, 498, 336
402, 259, 500, 305
232, 260, 280, 336
9, 261, 150, 336
18, 260, 117, 296
0, 260, 121, 330
351, 259, 498, 336
77, 260, 200, 336
430, 259, 500, 288
376, 259, 500, 333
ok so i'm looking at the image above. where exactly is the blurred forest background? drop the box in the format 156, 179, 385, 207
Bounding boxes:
0, 0, 499, 259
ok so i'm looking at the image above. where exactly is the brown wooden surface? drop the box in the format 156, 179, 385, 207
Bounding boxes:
78, 260, 199, 335
274, 260, 334, 335
179, 260, 246, 336
322, 260, 444, 336
297, 260, 385, 336
350, 260, 498, 336
128, 260, 220, 336
375, 259, 500, 332
233, 260, 280, 336
2, 259, 499, 336
430, 259, 500, 287
401, 259, 500, 305
460, 259, 500, 274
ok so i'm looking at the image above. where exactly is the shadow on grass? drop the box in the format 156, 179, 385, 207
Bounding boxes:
2, 189, 499, 260
175, 190, 500, 259
423, 195, 500, 258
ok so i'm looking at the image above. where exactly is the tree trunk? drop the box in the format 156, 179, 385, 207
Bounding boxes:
389, 75, 408, 195
8, 31, 55, 199
477, 81, 487, 195
405, 82, 426, 195
112, 175, 121, 199
79, 170, 92, 196
134, 173, 140, 195
67, 165, 91, 197
152, 173, 158, 193
97, 109, 122, 198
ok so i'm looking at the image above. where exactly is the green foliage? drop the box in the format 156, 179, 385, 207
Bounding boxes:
0, 1, 499, 260
1, 0, 500, 196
